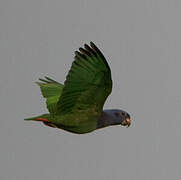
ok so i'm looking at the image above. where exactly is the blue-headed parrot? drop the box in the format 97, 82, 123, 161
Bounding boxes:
25, 42, 131, 134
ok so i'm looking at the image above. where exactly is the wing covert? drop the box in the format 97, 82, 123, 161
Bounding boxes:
56, 42, 112, 115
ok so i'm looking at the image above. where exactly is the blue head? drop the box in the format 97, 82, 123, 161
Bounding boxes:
97, 109, 131, 129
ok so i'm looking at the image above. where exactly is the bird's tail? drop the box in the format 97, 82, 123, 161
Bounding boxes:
24, 114, 58, 128
24, 114, 51, 122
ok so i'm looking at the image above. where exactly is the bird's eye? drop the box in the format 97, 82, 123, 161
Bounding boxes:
121, 112, 125, 116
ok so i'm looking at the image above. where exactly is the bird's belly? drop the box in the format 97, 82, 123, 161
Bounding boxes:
55, 113, 99, 134
57, 121, 97, 134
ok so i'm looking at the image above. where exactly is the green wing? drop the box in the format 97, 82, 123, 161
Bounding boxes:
56, 42, 112, 115
36, 76, 64, 115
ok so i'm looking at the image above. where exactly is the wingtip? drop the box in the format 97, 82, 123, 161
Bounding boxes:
24, 118, 33, 120
44, 76, 53, 81
84, 43, 89, 49
90, 41, 96, 47
74, 51, 80, 56
38, 77, 50, 84
44, 76, 50, 80
35, 81, 41, 85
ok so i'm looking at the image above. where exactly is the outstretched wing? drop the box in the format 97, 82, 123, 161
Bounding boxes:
36, 76, 64, 115
56, 42, 112, 115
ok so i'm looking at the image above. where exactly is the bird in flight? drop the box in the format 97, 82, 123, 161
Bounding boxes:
25, 42, 131, 134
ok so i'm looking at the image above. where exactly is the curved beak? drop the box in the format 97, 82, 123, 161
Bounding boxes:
126, 118, 131, 127
121, 117, 131, 127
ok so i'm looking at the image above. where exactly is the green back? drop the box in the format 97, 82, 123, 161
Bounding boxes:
56, 42, 112, 116
36, 76, 64, 115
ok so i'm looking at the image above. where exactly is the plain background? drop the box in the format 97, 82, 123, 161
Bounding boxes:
0, 0, 181, 179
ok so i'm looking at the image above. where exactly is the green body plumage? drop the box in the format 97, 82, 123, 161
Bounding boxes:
25, 42, 114, 134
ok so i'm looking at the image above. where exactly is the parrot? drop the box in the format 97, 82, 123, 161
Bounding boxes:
25, 42, 131, 134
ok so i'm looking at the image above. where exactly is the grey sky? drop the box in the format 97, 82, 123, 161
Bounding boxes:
0, 0, 181, 179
